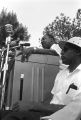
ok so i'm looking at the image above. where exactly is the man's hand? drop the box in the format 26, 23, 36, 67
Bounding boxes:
12, 101, 34, 112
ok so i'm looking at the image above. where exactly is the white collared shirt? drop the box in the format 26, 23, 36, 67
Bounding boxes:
50, 64, 81, 105
50, 44, 62, 56
50, 44, 68, 70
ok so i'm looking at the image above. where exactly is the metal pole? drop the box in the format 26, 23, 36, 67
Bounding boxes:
0, 36, 11, 109
0, 24, 13, 109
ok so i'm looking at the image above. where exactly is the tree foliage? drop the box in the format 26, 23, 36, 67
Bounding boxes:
0, 8, 31, 47
41, 9, 81, 49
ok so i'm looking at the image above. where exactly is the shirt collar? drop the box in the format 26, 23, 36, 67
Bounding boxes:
66, 64, 81, 73
77, 64, 81, 70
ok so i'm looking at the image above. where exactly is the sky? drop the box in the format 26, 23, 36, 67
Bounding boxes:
0, 0, 81, 46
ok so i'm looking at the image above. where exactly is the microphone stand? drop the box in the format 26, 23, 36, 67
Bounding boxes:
0, 47, 5, 70
0, 24, 13, 110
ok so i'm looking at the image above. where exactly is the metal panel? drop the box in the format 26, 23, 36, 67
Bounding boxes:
11, 54, 59, 107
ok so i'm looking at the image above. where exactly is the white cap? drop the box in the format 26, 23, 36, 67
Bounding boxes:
59, 37, 81, 49
67, 37, 81, 47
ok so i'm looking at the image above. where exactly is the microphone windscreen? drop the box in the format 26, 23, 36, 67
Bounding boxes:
20, 43, 30, 46
22, 43, 30, 46
10, 41, 18, 47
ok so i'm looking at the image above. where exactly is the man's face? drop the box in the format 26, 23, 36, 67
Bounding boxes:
61, 44, 78, 65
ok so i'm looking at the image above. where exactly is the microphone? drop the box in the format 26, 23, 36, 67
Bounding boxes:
9, 39, 30, 48
5, 24, 13, 45
20, 43, 30, 46
10, 40, 18, 47
19, 41, 30, 46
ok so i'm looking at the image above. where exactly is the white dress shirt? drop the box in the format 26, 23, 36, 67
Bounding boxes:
50, 44, 62, 56
50, 64, 81, 105
50, 44, 68, 70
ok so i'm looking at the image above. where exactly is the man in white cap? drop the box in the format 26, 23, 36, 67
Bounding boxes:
42, 37, 81, 120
